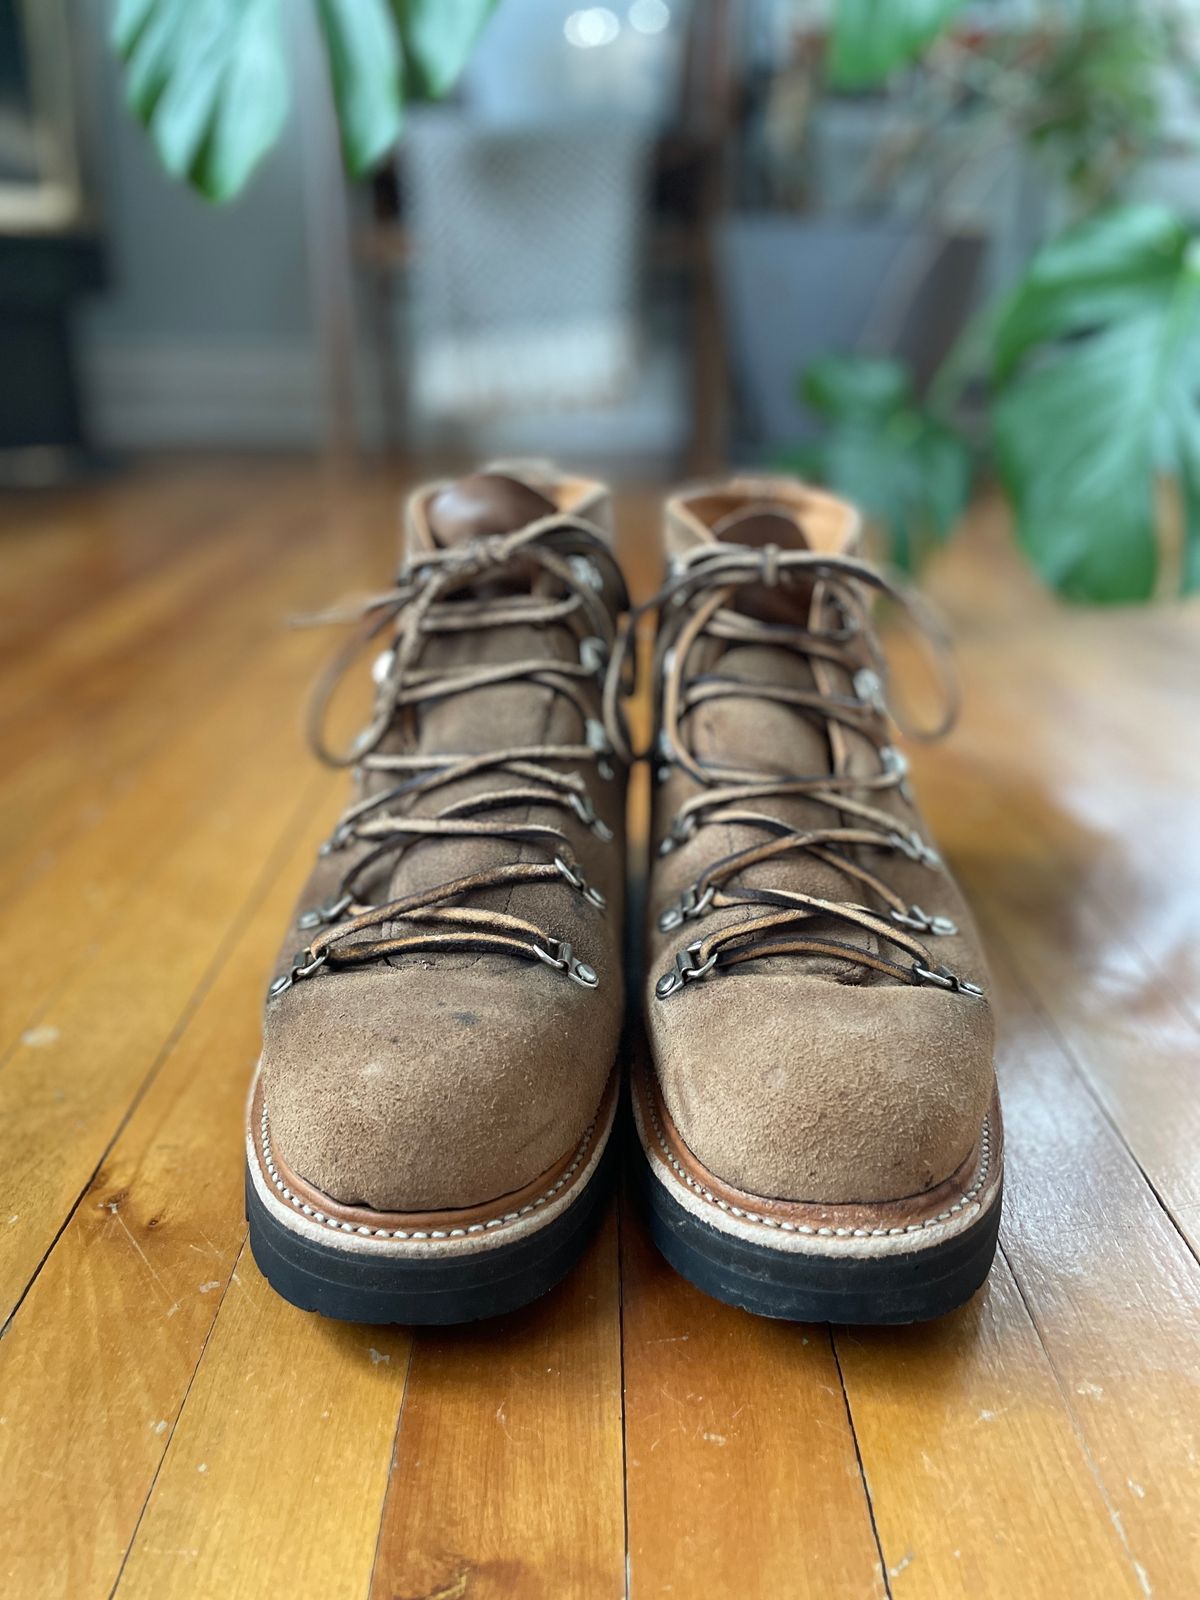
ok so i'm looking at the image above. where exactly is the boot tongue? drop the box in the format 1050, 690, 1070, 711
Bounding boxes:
711, 504, 815, 627
710, 504, 808, 550
427, 472, 556, 546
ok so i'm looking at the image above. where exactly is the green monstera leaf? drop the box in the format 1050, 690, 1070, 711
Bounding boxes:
396, 0, 498, 101
784, 356, 972, 572
113, 0, 289, 202
828, 0, 967, 90
112, 0, 497, 200
316, 0, 405, 174
990, 203, 1200, 601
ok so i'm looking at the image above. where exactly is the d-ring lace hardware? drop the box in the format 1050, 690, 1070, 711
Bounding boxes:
658, 882, 716, 932
891, 904, 958, 936
657, 811, 698, 857
655, 939, 719, 999
553, 855, 607, 910
887, 829, 943, 869
880, 743, 914, 802
568, 791, 614, 841
268, 948, 328, 998
579, 635, 608, 677
298, 893, 353, 930
654, 728, 675, 784
853, 667, 888, 716
586, 717, 616, 780
568, 554, 604, 591
912, 962, 984, 998
534, 936, 600, 987
319, 822, 356, 856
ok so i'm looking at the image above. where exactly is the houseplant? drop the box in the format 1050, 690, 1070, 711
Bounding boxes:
793, 0, 1200, 601
110, 0, 1200, 600
110, 0, 498, 200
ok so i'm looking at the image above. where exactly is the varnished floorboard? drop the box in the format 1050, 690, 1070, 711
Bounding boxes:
0, 460, 1197, 1599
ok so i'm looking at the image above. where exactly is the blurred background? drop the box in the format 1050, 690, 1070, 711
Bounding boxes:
3, 0, 1200, 600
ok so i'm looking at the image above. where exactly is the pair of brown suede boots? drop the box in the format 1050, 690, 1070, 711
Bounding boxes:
245, 467, 1002, 1327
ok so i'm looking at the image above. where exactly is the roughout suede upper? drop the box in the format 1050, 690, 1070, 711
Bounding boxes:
260, 471, 627, 1212
643, 478, 996, 1206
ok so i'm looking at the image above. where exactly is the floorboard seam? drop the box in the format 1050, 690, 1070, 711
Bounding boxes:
980, 908, 1200, 1276
617, 1188, 632, 1600
998, 1241, 1153, 1599
0, 768, 332, 1334
363, 1337, 416, 1600
829, 1329, 893, 1600
105, 1228, 251, 1599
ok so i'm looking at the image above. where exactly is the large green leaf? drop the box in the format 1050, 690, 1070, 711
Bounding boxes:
991, 204, 1200, 601
111, 0, 497, 201
787, 356, 972, 571
991, 204, 1191, 381
828, 0, 966, 90
112, 0, 288, 202
802, 354, 911, 420
316, 0, 404, 175
394, 0, 498, 101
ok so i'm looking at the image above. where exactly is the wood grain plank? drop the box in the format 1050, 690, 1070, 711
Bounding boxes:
0, 476, 362, 897
112, 1238, 410, 1600
910, 645, 1200, 1244
984, 940, 1200, 1596
0, 620, 339, 1318
621, 1186, 887, 1600
834, 1258, 1147, 1600
369, 1210, 626, 1600
0, 780, 338, 1600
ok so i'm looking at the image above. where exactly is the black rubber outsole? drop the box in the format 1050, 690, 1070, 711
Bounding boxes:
245, 1131, 614, 1326
636, 1143, 1002, 1325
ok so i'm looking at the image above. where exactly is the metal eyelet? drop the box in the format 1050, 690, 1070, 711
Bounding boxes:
853, 667, 887, 716
586, 718, 615, 781
554, 855, 606, 910
534, 936, 599, 988
880, 745, 908, 778
887, 830, 942, 869
654, 728, 675, 785
657, 883, 716, 932
298, 893, 353, 931
318, 824, 353, 857
568, 555, 603, 592
655, 939, 719, 999
578, 636, 607, 676
912, 962, 985, 999
268, 948, 329, 998
657, 812, 697, 857
891, 905, 957, 936
569, 791, 614, 842
371, 647, 396, 686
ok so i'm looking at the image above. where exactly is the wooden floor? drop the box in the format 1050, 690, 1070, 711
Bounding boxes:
1, 458, 1198, 1600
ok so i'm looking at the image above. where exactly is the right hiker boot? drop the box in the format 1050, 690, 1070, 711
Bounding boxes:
628, 476, 1003, 1324
245, 466, 628, 1324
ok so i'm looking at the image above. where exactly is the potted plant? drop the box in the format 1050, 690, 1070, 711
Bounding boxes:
767, 0, 1200, 602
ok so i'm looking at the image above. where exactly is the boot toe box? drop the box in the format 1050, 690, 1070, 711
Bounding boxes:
261, 959, 619, 1212
647, 969, 995, 1204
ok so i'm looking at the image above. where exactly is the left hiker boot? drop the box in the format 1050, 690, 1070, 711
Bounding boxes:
245, 467, 629, 1324
624, 476, 1003, 1324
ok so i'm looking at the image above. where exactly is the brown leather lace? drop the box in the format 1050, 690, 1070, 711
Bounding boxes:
608, 541, 987, 1004
269, 515, 628, 998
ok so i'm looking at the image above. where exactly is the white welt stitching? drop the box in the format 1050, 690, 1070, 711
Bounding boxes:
645, 1094, 993, 1238
259, 1104, 598, 1240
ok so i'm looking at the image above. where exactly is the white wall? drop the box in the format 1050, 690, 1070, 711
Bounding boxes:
74, 2, 323, 449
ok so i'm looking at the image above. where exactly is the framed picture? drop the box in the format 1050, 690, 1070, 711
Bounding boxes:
0, 0, 86, 234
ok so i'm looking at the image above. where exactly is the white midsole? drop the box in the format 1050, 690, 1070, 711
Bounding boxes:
633, 1082, 1000, 1261
246, 1069, 616, 1262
